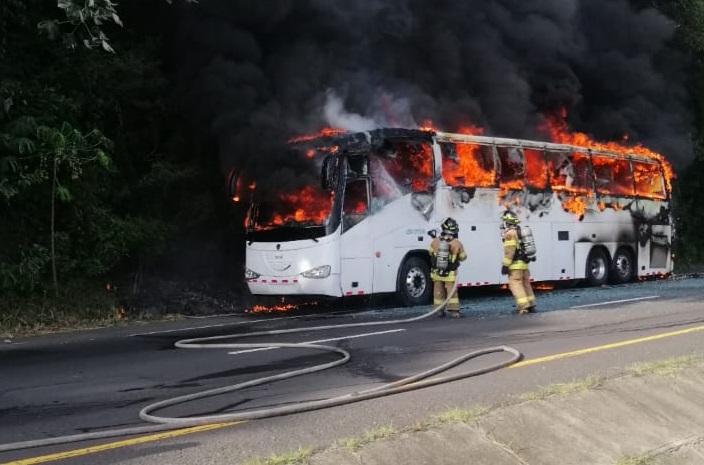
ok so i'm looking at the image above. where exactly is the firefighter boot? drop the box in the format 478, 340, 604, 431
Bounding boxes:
449, 310, 461, 319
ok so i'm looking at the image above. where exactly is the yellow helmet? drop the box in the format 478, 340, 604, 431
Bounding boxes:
501, 210, 520, 226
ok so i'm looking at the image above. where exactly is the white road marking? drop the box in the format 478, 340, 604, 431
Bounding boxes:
570, 295, 660, 309
227, 329, 406, 355
128, 315, 302, 337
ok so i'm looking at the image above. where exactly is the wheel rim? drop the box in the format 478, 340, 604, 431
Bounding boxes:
590, 256, 607, 281
404, 266, 427, 298
614, 253, 631, 280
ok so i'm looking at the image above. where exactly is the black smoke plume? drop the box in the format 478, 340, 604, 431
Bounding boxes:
169, 0, 693, 198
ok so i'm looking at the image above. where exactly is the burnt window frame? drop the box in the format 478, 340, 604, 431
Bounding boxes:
522, 147, 549, 189
545, 149, 594, 193
631, 159, 668, 200
439, 141, 497, 188
370, 139, 435, 198
496, 145, 527, 185
591, 153, 636, 197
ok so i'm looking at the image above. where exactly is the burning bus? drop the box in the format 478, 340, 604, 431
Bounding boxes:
241, 127, 674, 306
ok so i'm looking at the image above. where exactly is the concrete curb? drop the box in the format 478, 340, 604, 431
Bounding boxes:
304, 362, 704, 465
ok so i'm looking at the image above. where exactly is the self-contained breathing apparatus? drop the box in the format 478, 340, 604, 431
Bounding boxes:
516, 225, 537, 262
435, 237, 451, 274
430, 217, 460, 277
501, 210, 537, 263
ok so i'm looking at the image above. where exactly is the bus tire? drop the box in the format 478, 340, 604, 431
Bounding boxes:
611, 247, 635, 284
585, 248, 609, 286
397, 256, 432, 307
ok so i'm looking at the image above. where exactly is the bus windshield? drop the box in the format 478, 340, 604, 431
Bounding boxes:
249, 185, 335, 231
246, 143, 341, 240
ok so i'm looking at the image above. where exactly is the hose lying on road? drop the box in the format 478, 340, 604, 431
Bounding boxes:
0, 281, 521, 452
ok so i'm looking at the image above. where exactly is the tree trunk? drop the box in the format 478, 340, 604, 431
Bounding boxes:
51, 157, 58, 297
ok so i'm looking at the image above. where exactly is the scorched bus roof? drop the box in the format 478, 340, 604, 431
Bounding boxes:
291, 128, 665, 166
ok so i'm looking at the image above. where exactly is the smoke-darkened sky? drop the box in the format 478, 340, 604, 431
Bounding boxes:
169, 0, 693, 183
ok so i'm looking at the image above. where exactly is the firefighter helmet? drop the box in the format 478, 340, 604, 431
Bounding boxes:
501, 210, 520, 228
441, 217, 459, 237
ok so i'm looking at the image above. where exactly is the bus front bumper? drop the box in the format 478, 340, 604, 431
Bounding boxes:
246, 274, 342, 298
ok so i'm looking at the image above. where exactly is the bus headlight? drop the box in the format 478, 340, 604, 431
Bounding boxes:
244, 268, 260, 279
301, 265, 331, 279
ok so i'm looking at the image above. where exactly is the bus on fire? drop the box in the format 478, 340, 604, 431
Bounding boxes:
242, 128, 673, 306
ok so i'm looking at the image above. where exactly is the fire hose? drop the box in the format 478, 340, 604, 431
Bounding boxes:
0, 280, 521, 453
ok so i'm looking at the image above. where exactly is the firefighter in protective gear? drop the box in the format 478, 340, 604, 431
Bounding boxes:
429, 217, 467, 318
500, 210, 536, 314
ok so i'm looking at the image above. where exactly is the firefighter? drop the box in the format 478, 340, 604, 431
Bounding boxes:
429, 217, 467, 318
500, 210, 536, 314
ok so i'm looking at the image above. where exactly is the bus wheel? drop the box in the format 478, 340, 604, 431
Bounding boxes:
611, 248, 634, 284
586, 248, 609, 286
397, 256, 431, 307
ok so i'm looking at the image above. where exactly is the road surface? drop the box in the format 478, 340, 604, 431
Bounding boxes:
1, 276, 702, 464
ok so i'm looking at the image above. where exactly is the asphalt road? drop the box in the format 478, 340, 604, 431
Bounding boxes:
1, 276, 703, 465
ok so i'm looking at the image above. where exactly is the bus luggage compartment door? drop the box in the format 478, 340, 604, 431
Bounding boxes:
637, 224, 672, 274
550, 224, 575, 281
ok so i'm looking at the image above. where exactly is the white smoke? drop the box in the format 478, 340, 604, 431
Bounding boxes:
323, 89, 419, 131
323, 91, 377, 131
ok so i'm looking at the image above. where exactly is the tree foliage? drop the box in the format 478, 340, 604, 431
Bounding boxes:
642, 0, 704, 263
0, 0, 216, 298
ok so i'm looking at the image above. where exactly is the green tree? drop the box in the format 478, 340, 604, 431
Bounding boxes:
1, 0, 227, 310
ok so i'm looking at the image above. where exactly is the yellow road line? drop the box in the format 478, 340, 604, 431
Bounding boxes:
1, 422, 240, 465
510, 324, 704, 368
7, 324, 704, 464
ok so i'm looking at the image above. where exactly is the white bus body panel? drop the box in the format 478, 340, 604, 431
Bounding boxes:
341, 195, 433, 295
246, 230, 343, 297
370, 195, 432, 294
434, 187, 504, 286
340, 218, 373, 296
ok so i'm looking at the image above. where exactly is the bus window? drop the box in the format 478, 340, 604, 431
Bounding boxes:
343, 178, 369, 231
592, 156, 634, 196
632, 161, 666, 199
371, 141, 433, 199
441, 142, 495, 187
546, 151, 592, 193
497, 146, 525, 184
524, 148, 548, 189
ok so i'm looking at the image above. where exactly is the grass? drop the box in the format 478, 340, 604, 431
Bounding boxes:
519, 374, 604, 402
242, 447, 312, 465
614, 452, 657, 465
430, 406, 488, 425
627, 355, 700, 378
0, 284, 184, 338
407, 405, 489, 432
0, 291, 121, 338
336, 405, 489, 450
335, 425, 399, 452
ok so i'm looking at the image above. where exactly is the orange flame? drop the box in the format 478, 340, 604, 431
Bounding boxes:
249, 303, 298, 313
534, 283, 555, 290
231, 174, 244, 203
542, 112, 674, 192
561, 195, 589, 218
419, 119, 437, 132
246, 298, 318, 314
442, 125, 496, 188
288, 127, 347, 143
253, 185, 334, 230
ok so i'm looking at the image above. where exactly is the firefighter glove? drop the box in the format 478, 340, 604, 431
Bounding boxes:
501, 265, 509, 275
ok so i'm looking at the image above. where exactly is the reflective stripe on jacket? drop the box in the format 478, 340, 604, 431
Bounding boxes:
502, 227, 529, 270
